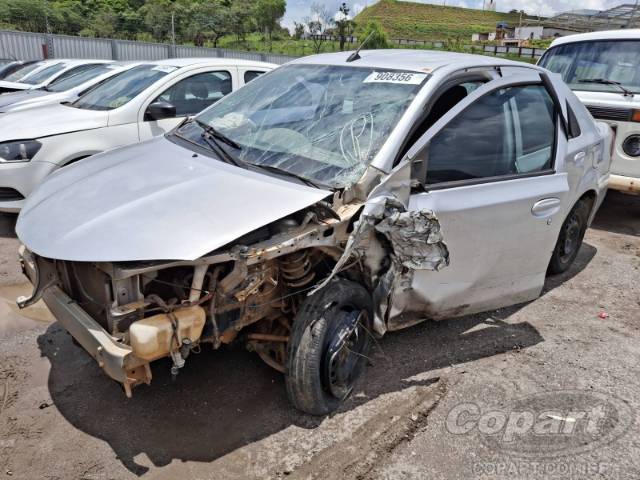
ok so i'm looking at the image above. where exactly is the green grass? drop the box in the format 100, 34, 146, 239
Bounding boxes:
217, 33, 344, 56
355, 0, 538, 41
213, 32, 536, 64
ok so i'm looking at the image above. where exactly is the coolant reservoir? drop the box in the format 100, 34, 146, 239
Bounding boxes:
129, 306, 206, 361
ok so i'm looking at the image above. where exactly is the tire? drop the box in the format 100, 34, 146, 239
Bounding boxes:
285, 278, 373, 415
548, 198, 592, 275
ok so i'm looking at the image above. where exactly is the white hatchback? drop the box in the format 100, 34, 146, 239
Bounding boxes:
0, 58, 276, 212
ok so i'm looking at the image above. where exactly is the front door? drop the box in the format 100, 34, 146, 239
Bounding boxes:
138, 70, 233, 141
391, 75, 570, 323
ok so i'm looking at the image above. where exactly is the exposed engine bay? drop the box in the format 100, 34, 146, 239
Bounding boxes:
18, 184, 449, 397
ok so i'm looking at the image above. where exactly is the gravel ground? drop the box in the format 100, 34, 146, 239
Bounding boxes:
1, 191, 639, 480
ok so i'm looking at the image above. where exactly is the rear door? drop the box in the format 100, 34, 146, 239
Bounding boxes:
392, 73, 570, 323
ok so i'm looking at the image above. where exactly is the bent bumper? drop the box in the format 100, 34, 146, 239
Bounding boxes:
609, 174, 640, 194
18, 248, 150, 395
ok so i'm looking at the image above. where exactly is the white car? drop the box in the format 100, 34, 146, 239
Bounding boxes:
539, 29, 640, 194
16, 50, 611, 414
0, 63, 136, 113
0, 60, 58, 91
0, 58, 276, 212
0, 59, 111, 94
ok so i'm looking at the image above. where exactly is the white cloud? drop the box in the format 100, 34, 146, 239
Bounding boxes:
353, 3, 366, 15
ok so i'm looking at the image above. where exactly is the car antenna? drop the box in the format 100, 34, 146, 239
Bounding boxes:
346, 31, 376, 63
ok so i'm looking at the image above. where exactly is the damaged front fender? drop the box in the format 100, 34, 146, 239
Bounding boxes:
311, 161, 450, 335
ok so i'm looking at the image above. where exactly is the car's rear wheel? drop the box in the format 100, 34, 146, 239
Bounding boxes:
285, 279, 373, 415
548, 198, 592, 275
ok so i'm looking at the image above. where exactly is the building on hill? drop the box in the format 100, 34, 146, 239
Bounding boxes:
483, 0, 497, 12
472, 3, 640, 45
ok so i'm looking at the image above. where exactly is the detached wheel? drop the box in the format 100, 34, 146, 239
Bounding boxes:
548, 198, 591, 275
285, 279, 373, 415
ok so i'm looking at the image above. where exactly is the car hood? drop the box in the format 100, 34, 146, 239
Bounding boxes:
573, 90, 640, 109
0, 80, 32, 91
1, 91, 72, 113
0, 103, 109, 141
0, 89, 49, 111
17, 137, 332, 262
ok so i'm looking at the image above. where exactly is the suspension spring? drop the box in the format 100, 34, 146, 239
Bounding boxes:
280, 250, 315, 288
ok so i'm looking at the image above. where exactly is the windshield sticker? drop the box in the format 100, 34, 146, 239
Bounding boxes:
363, 71, 428, 85
152, 66, 178, 73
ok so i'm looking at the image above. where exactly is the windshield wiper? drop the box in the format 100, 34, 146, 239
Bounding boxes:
579, 78, 635, 97
247, 163, 321, 189
194, 120, 245, 168
195, 119, 242, 150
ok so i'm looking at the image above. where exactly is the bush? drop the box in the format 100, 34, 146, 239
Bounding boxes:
357, 20, 390, 49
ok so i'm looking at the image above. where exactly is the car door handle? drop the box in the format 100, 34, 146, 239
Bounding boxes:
531, 198, 561, 218
574, 151, 586, 164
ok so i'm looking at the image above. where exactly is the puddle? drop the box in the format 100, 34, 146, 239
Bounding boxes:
0, 283, 54, 337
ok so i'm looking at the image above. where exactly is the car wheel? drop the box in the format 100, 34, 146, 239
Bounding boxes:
548, 198, 591, 275
285, 278, 373, 415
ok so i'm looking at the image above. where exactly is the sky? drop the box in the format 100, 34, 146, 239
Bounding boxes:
282, 0, 624, 30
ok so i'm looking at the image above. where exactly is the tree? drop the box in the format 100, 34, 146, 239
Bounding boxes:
305, 2, 333, 54
254, 0, 285, 47
357, 20, 390, 49
293, 21, 304, 40
141, 0, 174, 41
229, 0, 255, 43
335, 2, 355, 51
184, 0, 230, 47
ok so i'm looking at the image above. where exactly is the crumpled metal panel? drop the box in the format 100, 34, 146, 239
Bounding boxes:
375, 210, 449, 271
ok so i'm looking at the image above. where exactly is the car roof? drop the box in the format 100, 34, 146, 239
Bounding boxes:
151, 57, 277, 69
550, 29, 640, 48
52, 59, 114, 66
289, 49, 532, 73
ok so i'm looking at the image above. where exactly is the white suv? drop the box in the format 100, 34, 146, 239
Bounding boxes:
539, 30, 640, 194
0, 58, 276, 212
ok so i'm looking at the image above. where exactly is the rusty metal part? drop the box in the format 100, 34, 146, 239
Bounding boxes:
256, 350, 286, 373
123, 364, 152, 398
219, 255, 248, 294
246, 333, 290, 342
280, 250, 316, 288
208, 266, 223, 348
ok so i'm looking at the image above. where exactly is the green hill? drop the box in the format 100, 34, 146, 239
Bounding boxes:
355, 0, 538, 41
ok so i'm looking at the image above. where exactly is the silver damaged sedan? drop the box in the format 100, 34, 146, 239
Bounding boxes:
16, 50, 612, 414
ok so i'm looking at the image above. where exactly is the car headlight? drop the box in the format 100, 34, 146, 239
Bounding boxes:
0, 140, 42, 163
622, 135, 640, 157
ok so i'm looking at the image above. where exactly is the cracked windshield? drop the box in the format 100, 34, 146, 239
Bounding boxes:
194, 64, 428, 188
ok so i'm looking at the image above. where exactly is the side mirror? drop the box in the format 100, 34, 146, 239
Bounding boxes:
145, 101, 176, 121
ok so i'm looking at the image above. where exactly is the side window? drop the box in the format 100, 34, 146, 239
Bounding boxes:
425, 84, 555, 185
512, 85, 556, 173
53, 64, 99, 83
244, 70, 265, 83
567, 103, 581, 139
153, 71, 232, 117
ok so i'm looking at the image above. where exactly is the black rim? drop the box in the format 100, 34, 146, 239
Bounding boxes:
559, 211, 583, 263
322, 309, 368, 400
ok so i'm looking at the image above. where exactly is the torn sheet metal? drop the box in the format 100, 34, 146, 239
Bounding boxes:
375, 210, 449, 271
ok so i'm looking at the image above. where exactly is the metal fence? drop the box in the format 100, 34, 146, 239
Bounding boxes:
0, 29, 546, 64
0, 30, 296, 65
392, 38, 546, 58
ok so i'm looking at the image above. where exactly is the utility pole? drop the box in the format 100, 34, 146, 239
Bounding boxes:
171, 12, 176, 46
627, 0, 639, 28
